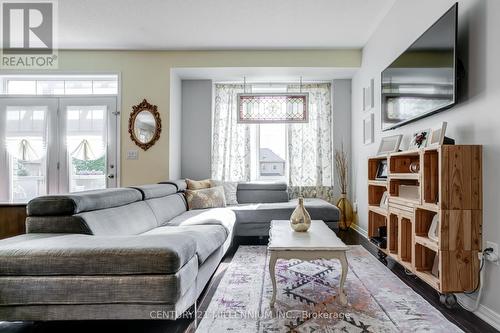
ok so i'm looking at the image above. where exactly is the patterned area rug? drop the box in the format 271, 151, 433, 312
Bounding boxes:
196, 245, 462, 333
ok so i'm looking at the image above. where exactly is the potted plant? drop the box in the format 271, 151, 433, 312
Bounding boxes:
335, 143, 353, 230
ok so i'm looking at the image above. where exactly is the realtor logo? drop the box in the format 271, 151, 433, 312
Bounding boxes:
1, 0, 58, 68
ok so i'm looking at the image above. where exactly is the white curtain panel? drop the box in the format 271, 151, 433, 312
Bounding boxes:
287, 83, 334, 202
211, 84, 252, 181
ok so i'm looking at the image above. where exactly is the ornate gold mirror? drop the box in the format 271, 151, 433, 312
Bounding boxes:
128, 99, 161, 151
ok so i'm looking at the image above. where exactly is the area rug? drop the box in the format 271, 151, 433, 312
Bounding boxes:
196, 245, 462, 333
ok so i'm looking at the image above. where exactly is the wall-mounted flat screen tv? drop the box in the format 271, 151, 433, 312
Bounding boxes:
381, 3, 458, 131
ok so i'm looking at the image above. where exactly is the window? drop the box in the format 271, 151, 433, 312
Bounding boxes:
212, 82, 332, 189
237, 93, 308, 123
1, 75, 118, 95
0, 75, 119, 203
257, 123, 287, 181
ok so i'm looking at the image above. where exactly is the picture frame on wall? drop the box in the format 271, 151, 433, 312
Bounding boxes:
428, 122, 448, 147
377, 134, 403, 155
363, 113, 374, 145
408, 129, 431, 149
363, 78, 374, 111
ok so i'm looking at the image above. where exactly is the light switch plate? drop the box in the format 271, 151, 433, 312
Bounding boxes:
127, 150, 138, 160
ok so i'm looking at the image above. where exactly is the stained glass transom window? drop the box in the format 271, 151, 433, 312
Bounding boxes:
237, 93, 308, 123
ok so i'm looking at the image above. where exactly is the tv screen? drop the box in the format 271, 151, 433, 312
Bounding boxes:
381, 3, 458, 131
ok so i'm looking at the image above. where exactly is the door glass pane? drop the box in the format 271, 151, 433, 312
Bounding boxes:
7, 81, 36, 94
5, 106, 47, 202
66, 105, 107, 192
65, 81, 92, 95
92, 80, 118, 94
36, 81, 64, 95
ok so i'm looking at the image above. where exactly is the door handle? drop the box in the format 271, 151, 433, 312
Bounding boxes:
107, 174, 115, 179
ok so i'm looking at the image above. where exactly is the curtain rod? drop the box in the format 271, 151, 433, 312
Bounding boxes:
214, 80, 332, 85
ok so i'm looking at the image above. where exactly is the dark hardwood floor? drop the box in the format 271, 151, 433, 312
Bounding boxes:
0, 228, 497, 333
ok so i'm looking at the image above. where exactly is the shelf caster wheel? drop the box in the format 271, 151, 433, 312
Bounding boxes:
439, 293, 457, 309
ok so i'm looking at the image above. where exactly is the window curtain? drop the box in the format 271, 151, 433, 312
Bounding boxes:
286, 83, 334, 203
211, 84, 252, 181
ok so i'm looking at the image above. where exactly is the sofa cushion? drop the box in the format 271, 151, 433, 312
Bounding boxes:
26, 216, 91, 234
231, 198, 339, 223
185, 186, 226, 210
237, 190, 289, 204
186, 178, 211, 190
237, 182, 287, 191
27, 188, 142, 216
77, 201, 158, 236
0, 256, 198, 305
0, 234, 196, 276
211, 180, 238, 205
160, 179, 187, 192
142, 225, 228, 264
130, 183, 177, 199
167, 208, 236, 236
145, 193, 187, 225
236, 182, 289, 204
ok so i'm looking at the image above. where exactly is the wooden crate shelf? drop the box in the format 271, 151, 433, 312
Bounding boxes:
368, 156, 388, 181
368, 210, 387, 238
368, 180, 388, 187
399, 217, 412, 263
368, 184, 387, 206
368, 205, 388, 216
367, 145, 482, 294
423, 150, 439, 205
389, 173, 420, 180
415, 235, 439, 252
388, 213, 398, 254
415, 270, 440, 290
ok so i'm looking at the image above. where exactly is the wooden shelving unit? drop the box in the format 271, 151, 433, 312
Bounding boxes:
367, 145, 482, 294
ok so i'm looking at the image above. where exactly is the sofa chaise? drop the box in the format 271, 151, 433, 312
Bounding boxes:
0, 180, 339, 321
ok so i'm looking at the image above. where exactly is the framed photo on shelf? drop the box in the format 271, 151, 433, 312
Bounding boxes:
363, 113, 374, 145
428, 215, 439, 242
408, 129, 430, 149
379, 191, 389, 209
377, 134, 403, 155
428, 122, 447, 147
375, 160, 388, 180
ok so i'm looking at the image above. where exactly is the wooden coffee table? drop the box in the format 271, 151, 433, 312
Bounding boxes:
268, 220, 349, 308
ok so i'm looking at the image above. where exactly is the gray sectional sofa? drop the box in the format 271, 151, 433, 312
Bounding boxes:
0, 180, 339, 321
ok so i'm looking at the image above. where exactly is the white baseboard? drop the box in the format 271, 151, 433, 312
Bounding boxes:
350, 223, 368, 238
456, 294, 500, 330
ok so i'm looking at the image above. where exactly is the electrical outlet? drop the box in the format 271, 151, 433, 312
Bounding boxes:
486, 241, 499, 265
353, 202, 358, 213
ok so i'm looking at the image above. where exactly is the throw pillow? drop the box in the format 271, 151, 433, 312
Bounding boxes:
185, 186, 226, 210
186, 178, 211, 190
210, 180, 238, 205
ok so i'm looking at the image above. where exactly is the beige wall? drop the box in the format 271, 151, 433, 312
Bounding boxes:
57, 50, 361, 186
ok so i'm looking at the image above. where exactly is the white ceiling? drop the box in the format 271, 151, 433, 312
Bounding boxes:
58, 0, 396, 50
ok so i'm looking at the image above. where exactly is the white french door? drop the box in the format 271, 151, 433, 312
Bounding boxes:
58, 98, 117, 193
0, 96, 118, 202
